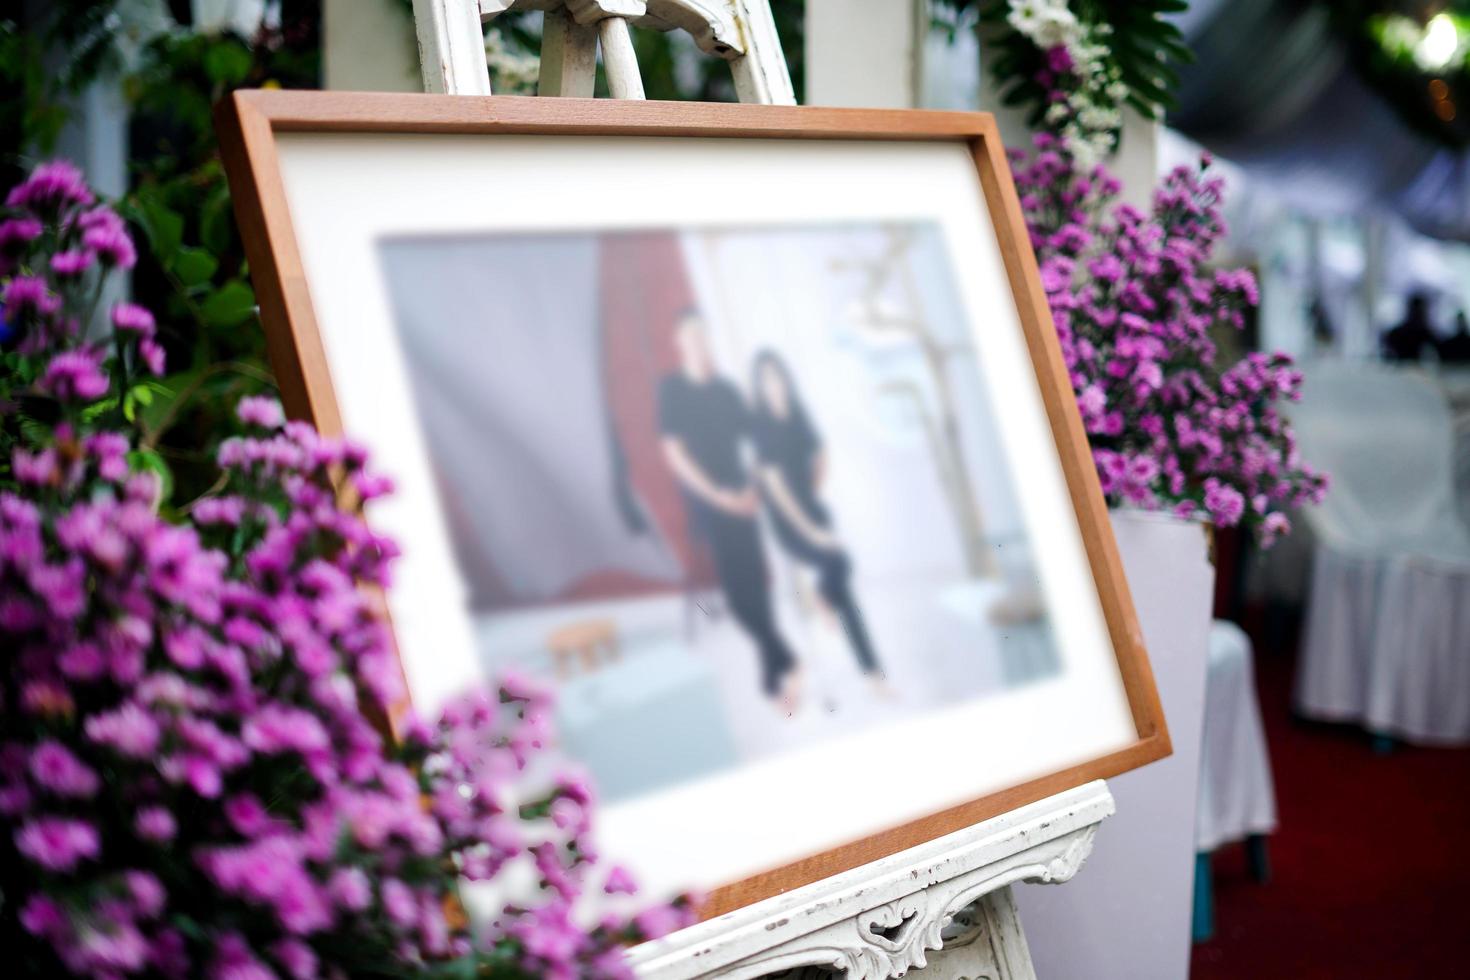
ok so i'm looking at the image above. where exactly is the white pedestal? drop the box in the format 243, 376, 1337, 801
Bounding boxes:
630, 781, 1114, 979
1016, 511, 1214, 980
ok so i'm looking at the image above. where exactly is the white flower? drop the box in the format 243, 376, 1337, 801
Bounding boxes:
1071, 140, 1098, 171
1078, 104, 1121, 130
1007, 0, 1045, 35
1034, 9, 1082, 48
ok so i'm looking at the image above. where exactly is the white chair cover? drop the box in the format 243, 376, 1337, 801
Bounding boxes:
1196, 620, 1278, 852
1296, 546, 1385, 723
1292, 364, 1470, 744
1366, 555, 1470, 742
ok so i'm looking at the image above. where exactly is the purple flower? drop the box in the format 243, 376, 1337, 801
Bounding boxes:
604, 865, 638, 895
83, 223, 137, 269
15, 816, 101, 871
381, 878, 417, 927
111, 301, 156, 336
50, 249, 95, 278
272, 938, 318, 980
327, 867, 372, 912
3, 275, 62, 320
41, 349, 110, 402
12, 447, 58, 487
242, 703, 330, 757
29, 740, 101, 798
1259, 510, 1291, 547
6, 159, 94, 212
635, 902, 692, 941
209, 933, 276, 980
77, 922, 150, 973
1012, 140, 1325, 544
0, 216, 44, 252
134, 806, 178, 843
140, 336, 166, 375
1045, 44, 1074, 74
19, 894, 66, 937
225, 794, 275, 838
26, 558, 87, 619
1203, 480, 1246, 526
237, 395, 286, 429
126, 869, 168, 917
85, 702, 162, 758
55, 643, 105, 681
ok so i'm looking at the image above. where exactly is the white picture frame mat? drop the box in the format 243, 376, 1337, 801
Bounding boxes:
273, 131, 1136, 899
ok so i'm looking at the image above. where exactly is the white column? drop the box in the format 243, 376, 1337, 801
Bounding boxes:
804, 0, 926, 108
324, 0, 422, 92
1016, 512, 1213, 980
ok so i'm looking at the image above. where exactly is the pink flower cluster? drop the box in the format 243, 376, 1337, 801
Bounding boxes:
1, 160, 157, 373
1, 161, 697, 977
1012, 135, 1328, 542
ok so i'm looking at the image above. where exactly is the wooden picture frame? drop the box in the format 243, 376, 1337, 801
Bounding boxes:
216, 90, 1168, 919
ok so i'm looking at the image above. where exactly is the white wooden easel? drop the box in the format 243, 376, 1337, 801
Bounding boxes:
412, 0, 795, 103
406, 4, 1114, 976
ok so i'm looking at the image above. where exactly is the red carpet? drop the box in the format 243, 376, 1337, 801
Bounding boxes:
1190, 621, 1470, 979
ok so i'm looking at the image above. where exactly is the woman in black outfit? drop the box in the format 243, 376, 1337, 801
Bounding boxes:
748, 350, 887, 690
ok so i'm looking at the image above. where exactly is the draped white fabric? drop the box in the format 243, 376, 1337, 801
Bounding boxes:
1292, 364, 1470, 743
1366, 557, 1470, 742
1197, 621, 1277, 853
377, 235, 682, 609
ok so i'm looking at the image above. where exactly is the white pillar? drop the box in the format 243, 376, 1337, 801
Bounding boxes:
323, 0, 422, 92
804, 0, 926, 108
1016, 512, 1213, 980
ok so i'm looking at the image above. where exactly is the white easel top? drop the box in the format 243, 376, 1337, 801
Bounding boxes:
410, 0, 797, 104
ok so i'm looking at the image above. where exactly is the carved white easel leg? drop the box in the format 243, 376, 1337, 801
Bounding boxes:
728, 0, 797, 105
598, 16, 648, 99
539, 8, 599, 97
918, 886, 1037, 978
412, 0, 493, 94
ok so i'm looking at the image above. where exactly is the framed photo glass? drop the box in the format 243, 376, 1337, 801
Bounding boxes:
218, 92, 1167, 915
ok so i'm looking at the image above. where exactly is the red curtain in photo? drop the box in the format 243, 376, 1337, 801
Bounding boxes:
597, 231, 715, 589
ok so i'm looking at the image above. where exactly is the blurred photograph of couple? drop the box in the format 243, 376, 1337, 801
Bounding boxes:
657, 307, 886, 714
377, 221, 1063, 804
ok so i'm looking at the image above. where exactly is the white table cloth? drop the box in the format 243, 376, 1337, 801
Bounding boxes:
1196, 620, 1277, 852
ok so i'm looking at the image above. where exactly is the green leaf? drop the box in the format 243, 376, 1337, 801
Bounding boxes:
170, 246, 219, 287
203, 41, 253, 86
135, 193, 184, 261
81, 397, 120, 423
200, 186, 235, 256
199, 281, 256, 328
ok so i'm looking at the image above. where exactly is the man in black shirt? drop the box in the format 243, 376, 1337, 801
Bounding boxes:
658, 309, 800, 710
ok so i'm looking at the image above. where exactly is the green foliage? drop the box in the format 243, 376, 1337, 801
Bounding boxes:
115, 11, 321, 507
937, 0, 1191, 130
0, 1, 129, 184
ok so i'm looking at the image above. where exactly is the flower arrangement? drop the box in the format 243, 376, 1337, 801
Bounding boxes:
0, 160, 694, 978
1011, 137, 1328, 543
939, 0, 1191, 166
